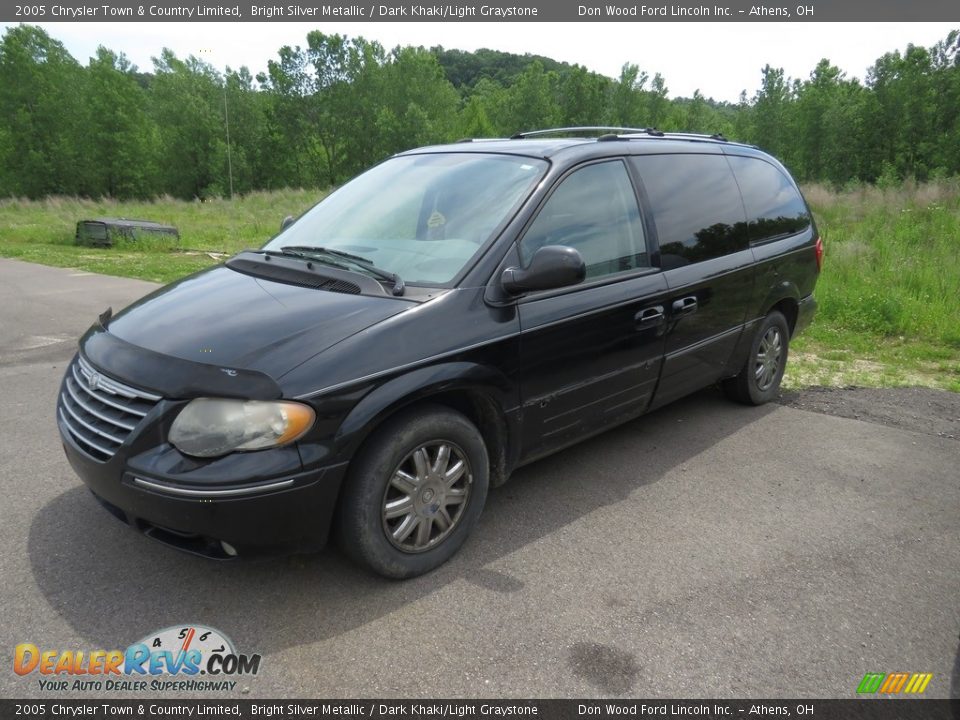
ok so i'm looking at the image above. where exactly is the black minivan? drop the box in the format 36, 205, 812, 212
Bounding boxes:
57, 128, 822, 578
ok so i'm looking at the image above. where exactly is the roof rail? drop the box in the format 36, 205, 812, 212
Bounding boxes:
660, 131, 729, 142
509, 126, 665, 139
508, 127, 735, 143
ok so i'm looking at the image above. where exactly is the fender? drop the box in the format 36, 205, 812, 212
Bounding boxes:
725, 279, 803, 379
755, 278, 801, 323
748, 227, 815, 323
331, 361, 517, 461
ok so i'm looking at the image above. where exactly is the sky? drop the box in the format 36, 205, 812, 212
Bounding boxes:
11, 21, 958, 102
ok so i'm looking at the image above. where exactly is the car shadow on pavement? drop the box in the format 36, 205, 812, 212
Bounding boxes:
28, 386, 776, 655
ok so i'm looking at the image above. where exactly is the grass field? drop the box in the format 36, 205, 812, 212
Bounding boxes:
788, 181, 960, 392
0, 190, 324, 281
0, 183, 957, 392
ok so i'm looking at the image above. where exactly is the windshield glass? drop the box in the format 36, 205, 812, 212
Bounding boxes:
263, 153, 548, 285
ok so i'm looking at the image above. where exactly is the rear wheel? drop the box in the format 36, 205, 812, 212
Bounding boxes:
723, 310, 789, 405
336, 405, 489, 579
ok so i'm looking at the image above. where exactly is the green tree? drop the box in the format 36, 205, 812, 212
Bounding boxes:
207, 66, 270, 195
499, 61, 560, 133
0, 25, 85, 197
645, 73, 670, 129
83, 47, 158, 198
6, 25, 960, 198
793, 59, 835, 179
732, 90, 752, 143
258, 43, 325, 187
460, 77, 510, 135
377, 46, 460, 155
432, 46, 570, 89
558, 64, 610, 126
752, 65, 792, 161
866, 45, 939, 180
929, 30, 960, 175
303, 32, 387, 182
608, 63, 648, 127
679, 90, 711, 132
791, 59, 868, 183
150, 50, 225, 198
458, 94, 496, 138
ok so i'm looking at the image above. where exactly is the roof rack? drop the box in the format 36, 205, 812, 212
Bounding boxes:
659, 131, 729, 142
509, 126, 732, 143
509, 126, 665, 139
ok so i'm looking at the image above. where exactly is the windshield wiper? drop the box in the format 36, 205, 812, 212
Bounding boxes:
257, 247, 351, 272
279, 245, 405, 297
282, 245, 372, 264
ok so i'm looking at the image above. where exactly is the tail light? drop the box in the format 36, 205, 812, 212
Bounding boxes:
814, 236, 824, 271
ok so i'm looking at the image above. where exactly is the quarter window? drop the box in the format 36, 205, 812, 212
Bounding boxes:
519, 161, 648, 280
631, 154, 748, 267
727, 155, 812, 243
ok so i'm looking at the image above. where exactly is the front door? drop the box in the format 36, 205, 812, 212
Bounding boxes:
515, 160, 669, 462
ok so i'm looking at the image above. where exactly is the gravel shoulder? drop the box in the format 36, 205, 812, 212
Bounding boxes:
779, 385, 960, 440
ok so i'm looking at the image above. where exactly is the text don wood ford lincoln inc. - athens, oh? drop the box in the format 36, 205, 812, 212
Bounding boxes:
578, 4, 810, 16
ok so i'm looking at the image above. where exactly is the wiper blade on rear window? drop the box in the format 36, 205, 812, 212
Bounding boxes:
280, 245, 405, 297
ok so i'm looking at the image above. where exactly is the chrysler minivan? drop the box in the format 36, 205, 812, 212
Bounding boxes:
57, 128, 821, 578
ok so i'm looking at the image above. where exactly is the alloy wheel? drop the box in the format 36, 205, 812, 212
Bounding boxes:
381, 441, 472, 553
754, 326, 783, 392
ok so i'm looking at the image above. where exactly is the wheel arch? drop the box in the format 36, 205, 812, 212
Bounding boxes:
759, 280, 800, 336
724, 282, 800, 383
333, 362, 515, 489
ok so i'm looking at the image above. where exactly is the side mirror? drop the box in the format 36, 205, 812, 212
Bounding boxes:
501, 245, 586, 295
280, 215, 295, 231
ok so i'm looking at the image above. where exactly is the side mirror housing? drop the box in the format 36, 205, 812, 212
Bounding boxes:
501, 245, 586, 295
280, 215, 295, 231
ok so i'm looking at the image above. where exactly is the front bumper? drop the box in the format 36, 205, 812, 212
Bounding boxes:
57, 380, 348, 559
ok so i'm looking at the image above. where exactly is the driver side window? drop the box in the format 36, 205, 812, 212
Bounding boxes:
519, 161, 648, 280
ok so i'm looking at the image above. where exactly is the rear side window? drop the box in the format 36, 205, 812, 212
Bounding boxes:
631, 154, 748, 267
519, 161, 648, 280
727, 155, 811, 243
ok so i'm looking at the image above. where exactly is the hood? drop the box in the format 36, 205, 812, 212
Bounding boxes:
105, 264, 412, 379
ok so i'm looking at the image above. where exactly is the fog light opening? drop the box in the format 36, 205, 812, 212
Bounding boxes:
220, 540, 238, 557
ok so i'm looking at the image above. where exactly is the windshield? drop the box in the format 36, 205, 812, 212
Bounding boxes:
263, 153, 548, 285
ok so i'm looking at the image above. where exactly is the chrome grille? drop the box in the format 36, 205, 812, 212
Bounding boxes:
58, 355, 161, 462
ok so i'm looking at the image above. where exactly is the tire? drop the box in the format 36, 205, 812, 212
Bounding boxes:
335, 404, 489, 579
722, 310, 790, 406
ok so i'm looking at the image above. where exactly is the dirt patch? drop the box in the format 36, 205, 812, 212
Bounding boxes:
778, 386, 960, 441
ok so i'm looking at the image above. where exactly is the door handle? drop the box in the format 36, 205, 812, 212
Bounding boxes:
634, 305, 665, 328
672, 296, 698, 316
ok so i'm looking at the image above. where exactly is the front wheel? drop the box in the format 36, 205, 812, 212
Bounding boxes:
336, 405, 489, 579
723, 310, 790, 405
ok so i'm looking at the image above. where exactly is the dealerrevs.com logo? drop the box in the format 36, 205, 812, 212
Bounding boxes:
14, 624, 262, 693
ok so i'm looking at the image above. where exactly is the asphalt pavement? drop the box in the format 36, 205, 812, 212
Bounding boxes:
0, 258, 957, 700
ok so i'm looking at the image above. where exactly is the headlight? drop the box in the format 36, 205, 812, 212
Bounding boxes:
169, 398, 315, 458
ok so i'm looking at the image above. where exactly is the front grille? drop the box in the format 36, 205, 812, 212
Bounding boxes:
58, 355, 161, 462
